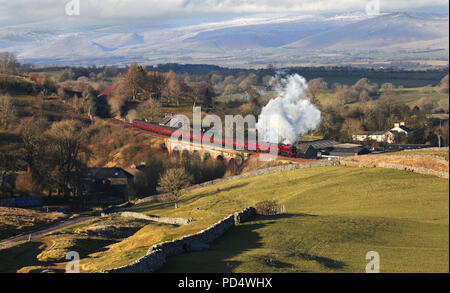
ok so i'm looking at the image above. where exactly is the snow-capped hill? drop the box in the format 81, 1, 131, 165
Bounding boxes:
18, 36, 106, 59
94, 33, 144, 49
285, 13, 449, 50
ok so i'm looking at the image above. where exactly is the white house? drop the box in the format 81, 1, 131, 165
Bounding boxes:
390, 122, 413, 135
352, 122, 412, 144
352, 131, 395, 144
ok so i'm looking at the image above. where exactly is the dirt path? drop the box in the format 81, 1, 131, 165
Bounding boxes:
0, 216, 94, 250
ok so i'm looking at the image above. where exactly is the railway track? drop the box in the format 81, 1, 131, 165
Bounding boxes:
104, 118, 314, 163
105, 118, 169, 139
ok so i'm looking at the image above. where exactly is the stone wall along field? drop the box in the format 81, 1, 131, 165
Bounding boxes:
339, 160, 449, 179
104, 207, 256, 273
120, 212, 193, 225
134, 160, 338, 205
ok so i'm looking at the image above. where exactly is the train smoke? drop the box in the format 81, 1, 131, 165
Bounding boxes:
256, 74, 322, 144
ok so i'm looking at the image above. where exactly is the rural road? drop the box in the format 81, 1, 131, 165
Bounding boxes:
0, 216, 94, 250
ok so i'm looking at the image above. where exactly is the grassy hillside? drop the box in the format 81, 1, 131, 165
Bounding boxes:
316, 86, 449, 112
0, 207, 67, 241
158, 166, 449, 273
384, 149, 449, 161
342, 151, 449, 172
1, 165, 447, 273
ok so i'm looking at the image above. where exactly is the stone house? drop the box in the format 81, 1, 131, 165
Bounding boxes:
352, 122, 412, 144
82, 167, 134, 195
352, 131, 395, 144
390, 122, 413, 135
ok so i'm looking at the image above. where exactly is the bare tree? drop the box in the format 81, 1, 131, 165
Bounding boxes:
119, 62, 147, 101
157, 167, 191, 209
0, 52, 18, 74
340, 118, 364, 142
192, 81, 215, 110
162, 70, 184, 106
46, 120, 90, 199
19, 118, 52, 195
136, 98, 162, 122
0, 95, 16, 129
0, 151, 21, 198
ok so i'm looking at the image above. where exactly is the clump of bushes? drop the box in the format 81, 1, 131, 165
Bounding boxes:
255, 200, 278, 216
133, 151, 227, 198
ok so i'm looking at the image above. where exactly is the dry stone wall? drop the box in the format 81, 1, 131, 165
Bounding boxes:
104, 207, 256, 273
340, 160, 449, 179
120, 212, 193, 225
134, 160, 338, 205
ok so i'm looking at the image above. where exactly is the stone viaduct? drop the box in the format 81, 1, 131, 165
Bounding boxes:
164, 137, 249, 164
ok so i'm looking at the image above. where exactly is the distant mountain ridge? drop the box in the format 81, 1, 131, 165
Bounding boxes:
285, 13, 449, 50
3, 12, 447, 67
94, 33, 145, 49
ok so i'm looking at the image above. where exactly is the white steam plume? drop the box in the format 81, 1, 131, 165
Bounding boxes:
256, 74, 322, 144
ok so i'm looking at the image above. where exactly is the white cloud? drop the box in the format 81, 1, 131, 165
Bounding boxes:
0, 0, 448, 22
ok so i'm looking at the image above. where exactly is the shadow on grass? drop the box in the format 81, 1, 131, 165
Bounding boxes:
125, 201, 175, 214
254, 213, 318, 222
182, 182, 251, 204
251, 255, 295, 269
0, 228, 143, 273
160, 212, 347, 273
297, 253, 346, 270
159, 222, 266, 273
69, 237, 118, 259
0, 241, 63, 273
126, 182, 250, 214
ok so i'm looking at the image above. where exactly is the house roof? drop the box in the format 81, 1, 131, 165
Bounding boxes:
391, 125, 412, 133
333, 143, 363, 149
98, 83, 119, 97
296, 144, 315, 154
296, 139, 339, 150
85, 168, 133, 180
329, 144, 368, 155
354, 131, 389, 136
159, 116, 172, 125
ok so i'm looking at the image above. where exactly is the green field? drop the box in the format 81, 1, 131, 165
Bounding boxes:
384, 149, 449, 161
0, 166, 448, 273
158, 166, 449, 273
315, 86, 449, 112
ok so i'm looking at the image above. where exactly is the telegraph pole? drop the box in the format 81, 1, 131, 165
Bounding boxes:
438, 119, 442, 148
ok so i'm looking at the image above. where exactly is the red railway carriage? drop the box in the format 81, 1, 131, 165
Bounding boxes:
132, 120, 299, 157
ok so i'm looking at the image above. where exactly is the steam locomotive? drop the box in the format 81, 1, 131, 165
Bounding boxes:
132, 119, 300, 158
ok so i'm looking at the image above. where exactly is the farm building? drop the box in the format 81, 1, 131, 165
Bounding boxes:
352, 122, 413, 144
327, 143, 369, 157
295, 140, 339, 159
352, 131, 395, 144
384, 144, 434, 152
82, 167, 134, 195
390, 122, 413, 135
